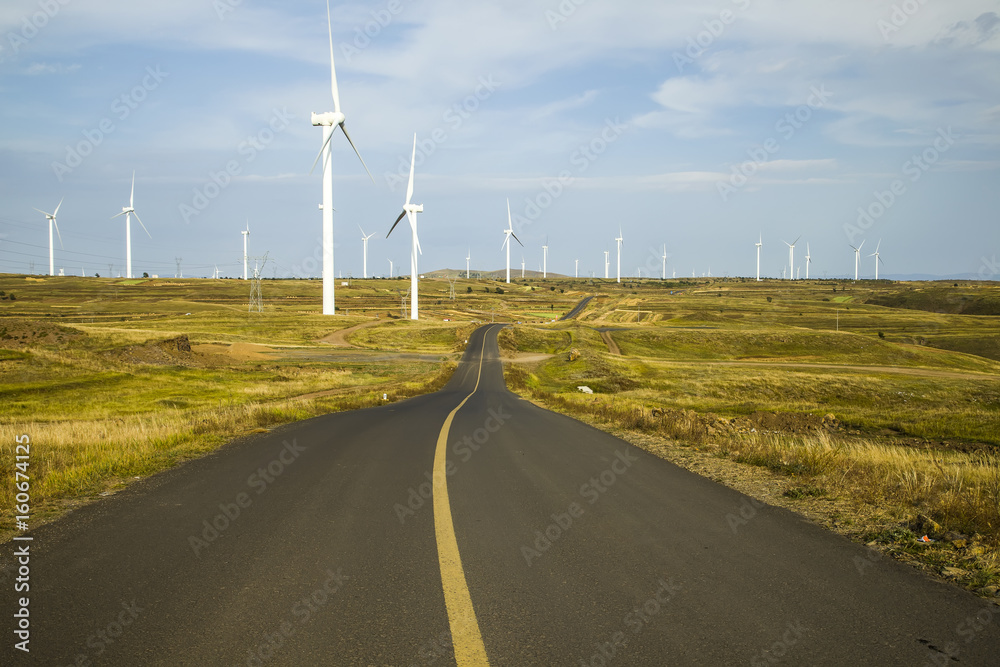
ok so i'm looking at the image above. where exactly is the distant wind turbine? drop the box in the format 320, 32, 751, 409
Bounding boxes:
869, 239, 884, 280
110, 171, 150, 279
542, 237, 548, 278
661, 244, 667, 280
500, 198, 523, 283
575, 258, 579, 278
34, 198, 63, 276
850, 240, 865, 281
388, 258, 393, 278
805, 243, 812, 280
604, 250, 609, 279
755, 234, 762, 282
782, 235, 800, 281
466, 248, 470, 279
386, 134, 423, 320
311, 0, 373, 314
359, 225, 375, 278
241, 222, 250, 280
615, 228, 624, 283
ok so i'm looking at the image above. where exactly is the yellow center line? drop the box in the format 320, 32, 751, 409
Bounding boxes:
433, 325, 494, 665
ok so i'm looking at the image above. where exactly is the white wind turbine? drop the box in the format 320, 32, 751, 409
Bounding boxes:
782, 235, 800, 281
615, 228, 624, 283
850, 240, 865, 281
661, 244, 667, 280
34, 198, 63, 277
311, 0, 373, 315
359, 225, 375, 278
241, 222, 250, 280
604, 250, 609, 279
542, 237, 548, 278
110, 171, 150, 279
500, 198, 523, 283
466, 248, 471, 279
575, 258, 579, 278
755, 234, 762, 282
387, 134, 423, 320
869, 239, 884, 280
805, 243, 812, 280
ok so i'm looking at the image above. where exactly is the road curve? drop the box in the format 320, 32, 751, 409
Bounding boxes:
560, 296, 593, 321
4, 324, 998, 665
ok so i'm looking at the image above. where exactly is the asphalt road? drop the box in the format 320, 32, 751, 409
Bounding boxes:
559, 296, 593, 321
4, 323, 999, 665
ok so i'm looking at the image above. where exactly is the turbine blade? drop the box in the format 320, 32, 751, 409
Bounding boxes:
359, 224, 366, 237
506, 197, 513, 230
792, 235, 801, 245
501, 235, 509, 251
326, 0, 341, 113
310, 125, 338, 175
340, 122, 375, 184
387, 210, 406, 237
875, 239, 881, 253
53, 197, 64, 217
414, 231, 422, 256
130, 171, 135, 208
511, 231, 524, 247
406, 134, 416, 207
111, 211, 127, 220
132, 211, 152, 238
53, 219, 64, 249
33, 208, 50, 217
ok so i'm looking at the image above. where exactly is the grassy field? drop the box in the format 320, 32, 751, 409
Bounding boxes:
2, 272, 999, 594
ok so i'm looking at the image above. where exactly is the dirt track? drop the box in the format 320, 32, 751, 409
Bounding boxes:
644, 358, 996, 381
319, 320, 381, 347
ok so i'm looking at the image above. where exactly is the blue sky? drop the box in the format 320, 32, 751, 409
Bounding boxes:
1, 0, 998, 280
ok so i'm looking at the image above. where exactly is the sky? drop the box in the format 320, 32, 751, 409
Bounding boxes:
1, 0, 998, 281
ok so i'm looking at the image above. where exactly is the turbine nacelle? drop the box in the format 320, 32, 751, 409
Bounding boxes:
405, 203, 424, 214
311, 111, 346, 127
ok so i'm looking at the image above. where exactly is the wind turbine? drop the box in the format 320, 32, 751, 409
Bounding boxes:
359, 225, 375, 278
782, 235, 800, 281
466, 248, 470, 279
755, 234, 762, 282
500, 198, 523, 283
604, 250, 609, 279
110, 171, 150, 279
387, 134, 423, 320
869, 239, 884, 280
542, 237, 548, 278
615, 228, 624, 283
34, 198, 63, 276
850, 240, 865, 281
241, 222, 250, 280
575, 259, 579, 278
311, 0, 373, 315
661, 244, 667, 280
805, 243, 812, 280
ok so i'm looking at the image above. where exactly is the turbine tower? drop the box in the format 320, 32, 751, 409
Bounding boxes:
34, 198, 63, 277
575, 259, 579, 278
661, 244, 667, 280
782, 235, 800, 281
542, 238, 548, 278
241, 222, 250, 280
805, 243, 812, 280
466, 248, 470, 279
615, 228, 624, 283
850, 241, 865, 281
604, 250, 609, 279
311, 0, 373, 315
110, 171, 150, 279
386, 134, 423, 320
755, 234, 762, 282
388, 258, 393, 278
359, 225, 375, 278
500, 198, 523, 283
869, 239, 884, 280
